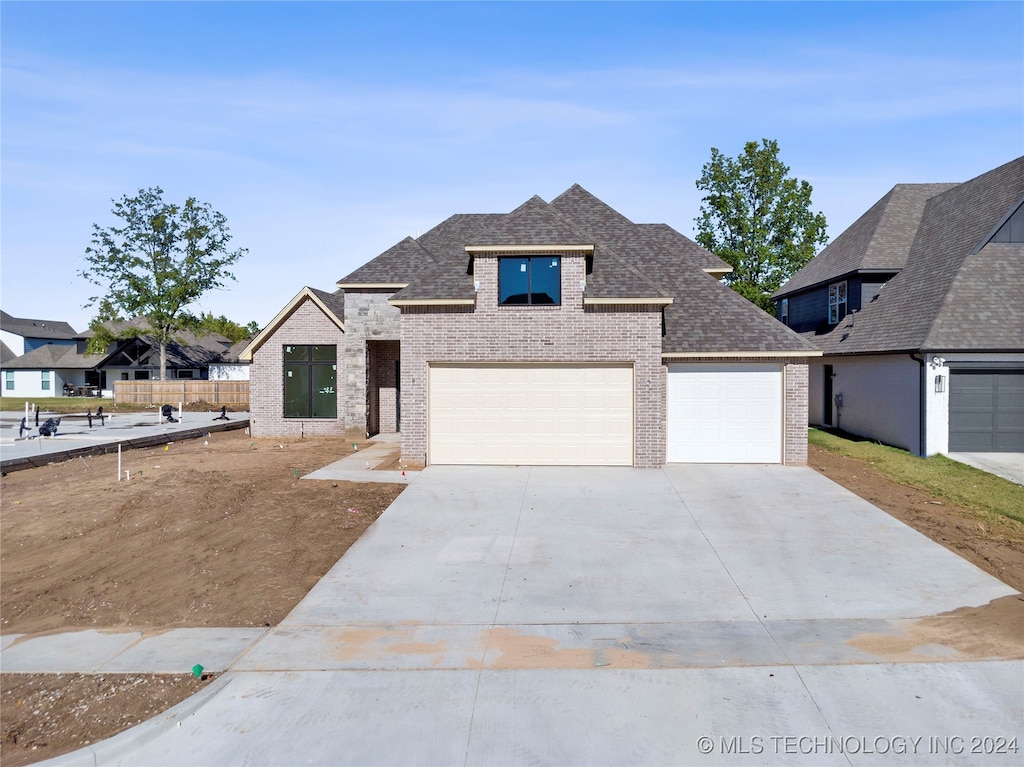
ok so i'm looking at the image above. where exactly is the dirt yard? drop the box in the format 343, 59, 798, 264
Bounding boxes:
1, 436, 1021, 765
1, 430, 409, 765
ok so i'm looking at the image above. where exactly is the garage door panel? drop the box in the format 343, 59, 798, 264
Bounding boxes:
667, 363, 782, 463
949, 370, 1024, 452
429, 364, 633, 465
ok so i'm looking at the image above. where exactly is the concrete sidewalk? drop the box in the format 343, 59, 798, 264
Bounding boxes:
25, 465, 1022, 766
0, 408, 251, 471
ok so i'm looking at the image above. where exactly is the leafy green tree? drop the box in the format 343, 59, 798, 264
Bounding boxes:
196, 312, 260, 343
80, 187, 247, 378
695, 139, 828, 312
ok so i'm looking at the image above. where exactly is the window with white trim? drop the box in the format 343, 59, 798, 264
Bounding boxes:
41, 371, 51, 391
780, 298, 789, 325
5, 371, 13, 391
828, 281, 847, 325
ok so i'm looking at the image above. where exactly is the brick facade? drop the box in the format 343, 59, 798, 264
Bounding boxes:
250, 300, 345, 437
784, 361, 809, 465
367, 339, 401, 435
399, 254, 667, 467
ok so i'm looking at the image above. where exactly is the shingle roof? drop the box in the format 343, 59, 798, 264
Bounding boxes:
2, 343, 101, 371
308, 287, 346, 321
381, 184, 815, 352
774, 183, 957, 298
468, 196, 594, 248
0, 310, 78, 340
337, 237, 438, 285
0, 341, 16, 365
636, 224, 732, 272
813, 157, 1024, 354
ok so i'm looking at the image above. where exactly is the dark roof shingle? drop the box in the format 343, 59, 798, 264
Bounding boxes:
774, 183, 957, 298
813, 157, 1024, 354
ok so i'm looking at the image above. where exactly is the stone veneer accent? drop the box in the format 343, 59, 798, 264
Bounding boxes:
343, 291, 400, 437
249, 299, 345, 437
399, 254, 667, 467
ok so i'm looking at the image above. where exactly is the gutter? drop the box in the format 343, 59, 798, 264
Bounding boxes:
909, 352, 925, 457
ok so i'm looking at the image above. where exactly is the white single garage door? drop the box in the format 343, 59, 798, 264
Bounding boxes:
667, 363, 782, 463
429, 364, 633, 465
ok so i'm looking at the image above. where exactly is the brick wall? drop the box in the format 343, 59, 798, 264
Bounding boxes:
343, 292, 400, 435
367, 339, 400, 435
784, 361, 809, 465
250, 299, 345, 437
399, 254, 666, 467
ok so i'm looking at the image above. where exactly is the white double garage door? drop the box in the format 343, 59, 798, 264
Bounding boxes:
428, 363, 783, 465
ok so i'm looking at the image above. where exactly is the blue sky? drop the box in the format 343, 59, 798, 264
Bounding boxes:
2, 1, 1022, 332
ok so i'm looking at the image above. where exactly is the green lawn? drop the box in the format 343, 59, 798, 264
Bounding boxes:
0, 396, 148, 414
809, 428, 1024, 526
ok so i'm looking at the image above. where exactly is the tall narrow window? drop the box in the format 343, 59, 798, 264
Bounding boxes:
284, 345, 337, 418
5, 371, 14, 391
828, 281, 847, 325
780, 298, 789, 325
499, 256, 560, 305
41, 371, 51, 391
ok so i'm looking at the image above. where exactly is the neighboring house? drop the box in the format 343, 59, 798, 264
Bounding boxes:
773, 157, 1024, 455
88, 323, 235, 384
2, 342, 103, 398
208, 338, 253, 381
0, 310, 77, 356
1, 321, 244, 397
244, 185, 820, 467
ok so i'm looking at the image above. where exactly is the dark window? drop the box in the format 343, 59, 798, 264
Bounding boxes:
283, 344, 337, 418
779, 298, 789, 325
499, 256, 560, 305
135, 370, 150, 380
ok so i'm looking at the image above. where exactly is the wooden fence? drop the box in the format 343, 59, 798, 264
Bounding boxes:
113, 380, 250, 409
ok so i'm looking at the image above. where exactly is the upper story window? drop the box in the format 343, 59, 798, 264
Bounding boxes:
779, 298, 789, 326
499, 256, 560, 305
828, 280, 847, 325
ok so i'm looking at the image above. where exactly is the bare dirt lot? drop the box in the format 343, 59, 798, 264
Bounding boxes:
1, 437, 1021, 765
2, 430, 408, 765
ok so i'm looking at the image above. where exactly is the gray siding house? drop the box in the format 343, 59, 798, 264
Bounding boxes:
774, 157, 1024, 455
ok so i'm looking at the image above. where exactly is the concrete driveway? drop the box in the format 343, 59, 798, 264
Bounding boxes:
946, 452, 1024, 485
50, 465, 1023, 766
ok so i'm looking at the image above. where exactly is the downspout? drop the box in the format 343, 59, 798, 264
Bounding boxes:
909, 353, 925, 457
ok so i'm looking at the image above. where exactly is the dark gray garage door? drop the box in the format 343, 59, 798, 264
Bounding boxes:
949, 370, 1024, 452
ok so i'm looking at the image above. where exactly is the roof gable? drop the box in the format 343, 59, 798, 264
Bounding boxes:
239, 286, 345, 361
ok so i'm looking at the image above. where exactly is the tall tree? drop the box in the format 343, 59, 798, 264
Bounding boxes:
80, 187, 247, 379
695, 139, 828, 312
196, 312, 260, 343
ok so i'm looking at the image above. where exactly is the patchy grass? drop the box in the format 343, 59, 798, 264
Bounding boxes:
809, 428, 1024, 526
0, 397, 149, 415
